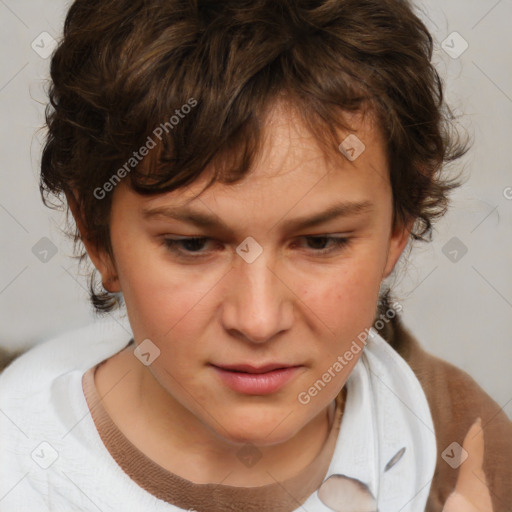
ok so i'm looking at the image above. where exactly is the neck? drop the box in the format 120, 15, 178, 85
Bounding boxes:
136, 362, 335, 486
95, 344, 340, 487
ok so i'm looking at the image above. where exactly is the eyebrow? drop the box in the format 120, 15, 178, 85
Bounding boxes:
141, 200, 373, 233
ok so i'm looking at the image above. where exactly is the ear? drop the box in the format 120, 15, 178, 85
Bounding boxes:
382, 217, 414, 279
66, 190, 121, 293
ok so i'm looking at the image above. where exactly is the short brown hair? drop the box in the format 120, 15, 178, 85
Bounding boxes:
40, 0, 469, 312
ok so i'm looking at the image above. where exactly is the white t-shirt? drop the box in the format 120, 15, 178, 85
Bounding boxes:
0, 319, 436, 511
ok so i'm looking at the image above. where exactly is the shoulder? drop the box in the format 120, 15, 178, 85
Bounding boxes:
383, 314, 512, 511
0, 319, 133, 423
0, 319, 133, 509
0, 318, 132, 390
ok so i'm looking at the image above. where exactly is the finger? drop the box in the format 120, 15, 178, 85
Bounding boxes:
443, 491, 486, 512
453, 418, 493, 511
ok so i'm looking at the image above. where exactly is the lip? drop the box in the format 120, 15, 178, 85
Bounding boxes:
214, 363, 295, 374
211, 363, 303, 395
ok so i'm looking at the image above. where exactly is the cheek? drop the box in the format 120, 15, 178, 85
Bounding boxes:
119, 265, 208, 380
113, 241, 209, 342
123, 275, 209, 344
301, 257, 382, 340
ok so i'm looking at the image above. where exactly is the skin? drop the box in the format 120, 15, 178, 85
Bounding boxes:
443, 418, 493, 512
76, 101, 414, 487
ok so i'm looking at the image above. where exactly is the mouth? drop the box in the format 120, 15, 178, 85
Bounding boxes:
212, 363, 297, 374
210, 363, 303, 395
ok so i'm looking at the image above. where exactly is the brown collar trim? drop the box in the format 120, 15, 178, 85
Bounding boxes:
82, 361, 345, 511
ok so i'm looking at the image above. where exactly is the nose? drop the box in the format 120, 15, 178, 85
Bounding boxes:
221, 248, 294, 344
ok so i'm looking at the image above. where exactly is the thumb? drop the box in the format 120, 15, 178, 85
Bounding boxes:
443, 418, 493, 512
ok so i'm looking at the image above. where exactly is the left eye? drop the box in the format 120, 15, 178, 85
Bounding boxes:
298, 236, 350, 253
162, 236, 350, 256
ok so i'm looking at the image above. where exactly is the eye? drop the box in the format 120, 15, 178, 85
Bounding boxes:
162, 235, 351, 259
297, 236, 351, 254
163, 237, 213, 256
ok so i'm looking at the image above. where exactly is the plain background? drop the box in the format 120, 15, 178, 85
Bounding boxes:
0, 0, 511, 420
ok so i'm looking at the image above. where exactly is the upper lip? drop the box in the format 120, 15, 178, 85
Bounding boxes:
212, 363, 299, 374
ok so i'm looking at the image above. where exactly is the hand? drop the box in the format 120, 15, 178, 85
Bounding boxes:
442, 418, 493, 512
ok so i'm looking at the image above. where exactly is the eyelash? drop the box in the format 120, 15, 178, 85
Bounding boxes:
162, 236, 351, 258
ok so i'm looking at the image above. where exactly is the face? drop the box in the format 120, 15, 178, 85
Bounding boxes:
88, 103, 410, 447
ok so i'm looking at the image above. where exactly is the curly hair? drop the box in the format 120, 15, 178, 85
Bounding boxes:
40, 0, 469, 312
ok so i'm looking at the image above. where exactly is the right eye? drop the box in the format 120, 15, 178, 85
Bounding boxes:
163, 237, 218, 257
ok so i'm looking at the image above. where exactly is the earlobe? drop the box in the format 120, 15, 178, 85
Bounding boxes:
102, 274, 120, 293
65, 190, 120, 293
382, 219, 414, 279
89, 246, 120, 293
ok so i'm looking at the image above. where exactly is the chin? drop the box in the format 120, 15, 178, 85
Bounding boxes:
209, 406, 305, 447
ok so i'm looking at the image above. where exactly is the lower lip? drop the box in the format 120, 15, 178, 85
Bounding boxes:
212, 366, 302, 395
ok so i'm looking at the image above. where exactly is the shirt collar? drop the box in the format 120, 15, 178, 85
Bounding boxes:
306, 327, 437, 512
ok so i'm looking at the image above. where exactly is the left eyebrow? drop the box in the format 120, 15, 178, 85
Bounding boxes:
277, 200, 373, 232
141, 200, 373, 233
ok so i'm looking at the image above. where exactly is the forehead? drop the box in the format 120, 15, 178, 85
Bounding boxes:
183, 103, 387, 204
114, 102, 390, 222
251, 100, 386, 178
